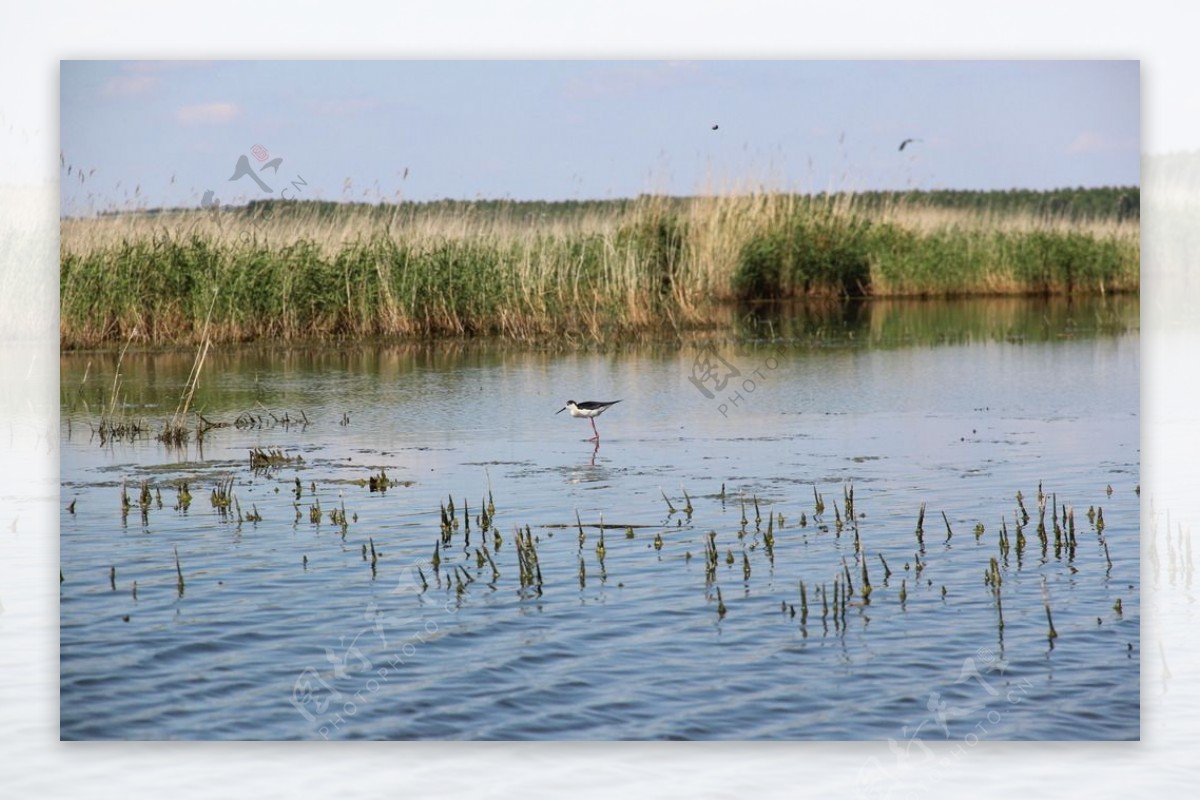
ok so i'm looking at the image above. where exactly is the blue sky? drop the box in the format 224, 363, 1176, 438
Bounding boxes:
59, 60, 1140, 216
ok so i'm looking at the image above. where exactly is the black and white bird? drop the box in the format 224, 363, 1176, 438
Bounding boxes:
556, 400, 621, 442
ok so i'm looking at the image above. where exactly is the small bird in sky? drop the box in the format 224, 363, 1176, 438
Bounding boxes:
899, 138, 922, 151
711, 124, 719, 130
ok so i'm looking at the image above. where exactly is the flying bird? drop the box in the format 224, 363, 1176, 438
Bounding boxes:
899, 138, 922, 151
711, 124, 719, 130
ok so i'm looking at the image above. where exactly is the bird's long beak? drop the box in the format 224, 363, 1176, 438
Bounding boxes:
555, 406, 566, 415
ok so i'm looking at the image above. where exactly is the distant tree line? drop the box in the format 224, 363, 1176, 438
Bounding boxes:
842, 187, 1140, 222
108, 185, 1139, 224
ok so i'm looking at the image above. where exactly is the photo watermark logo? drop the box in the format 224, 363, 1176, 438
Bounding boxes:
201, 143, 307, 210
688, 344, 785, 417
858, 646, 1034, 797
289, 562, 461, 739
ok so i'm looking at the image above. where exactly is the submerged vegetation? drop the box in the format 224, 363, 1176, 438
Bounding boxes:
60, 188, 1139, 348
73, 461, 1134, 653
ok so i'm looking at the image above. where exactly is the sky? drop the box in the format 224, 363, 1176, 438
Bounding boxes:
58, 60, 1140, 216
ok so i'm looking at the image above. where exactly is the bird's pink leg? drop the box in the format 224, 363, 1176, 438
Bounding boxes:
589, 418, 600, 441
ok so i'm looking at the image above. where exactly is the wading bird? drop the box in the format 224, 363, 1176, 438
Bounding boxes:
556, 400, 621, 442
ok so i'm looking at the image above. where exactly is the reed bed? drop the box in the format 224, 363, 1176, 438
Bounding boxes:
60, 190, 1139, 348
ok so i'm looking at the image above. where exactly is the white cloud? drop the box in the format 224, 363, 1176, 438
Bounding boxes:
102, 73, 159, 97
124, 60, 213, 74
175, 102, 239, 125
306, 97, 382, 116
100, 62, 214, 98
563, 61, 702, 99
1066, 131, 1136, 154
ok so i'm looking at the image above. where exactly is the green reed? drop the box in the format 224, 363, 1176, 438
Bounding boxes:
60, 190, 1139, 348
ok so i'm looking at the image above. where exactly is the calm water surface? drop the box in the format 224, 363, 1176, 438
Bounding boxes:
59, 297, 1140, 740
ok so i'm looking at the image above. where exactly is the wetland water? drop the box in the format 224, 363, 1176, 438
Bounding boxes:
59, 296, 1140, 740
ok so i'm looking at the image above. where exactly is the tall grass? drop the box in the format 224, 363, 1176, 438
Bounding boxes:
60, 191, 1139, 348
